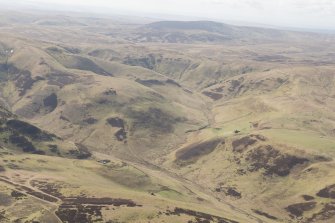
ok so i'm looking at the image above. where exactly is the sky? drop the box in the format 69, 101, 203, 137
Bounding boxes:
1, 0, 335, 30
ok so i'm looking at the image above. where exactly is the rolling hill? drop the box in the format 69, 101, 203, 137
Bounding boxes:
0, 10, 335, 223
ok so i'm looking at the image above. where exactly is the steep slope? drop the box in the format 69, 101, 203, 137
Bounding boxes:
0, 35, 209, 163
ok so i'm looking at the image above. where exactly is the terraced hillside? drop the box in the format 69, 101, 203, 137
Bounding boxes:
0, 9, 335, 223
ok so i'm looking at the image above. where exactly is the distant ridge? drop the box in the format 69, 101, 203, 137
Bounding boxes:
145, 20, 233, 33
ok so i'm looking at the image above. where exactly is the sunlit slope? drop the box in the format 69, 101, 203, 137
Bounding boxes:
162, 66, 335, 222
1, 14, 335, 223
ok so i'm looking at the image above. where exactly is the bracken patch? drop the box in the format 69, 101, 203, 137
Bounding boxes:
285, 202, 316, 217
316, 184, 335, 199
246, 145, 309, 176
176, 139, 224, 165
232, 136, 258, 153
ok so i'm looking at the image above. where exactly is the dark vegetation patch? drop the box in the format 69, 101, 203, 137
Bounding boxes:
106, 117, 128, 141
68, 144, 92, 159
222, 188, 241, 199
31, 180, 78, 199
30, 150, 46, 156
136, 79, 165, 86
103, 88, 117, 96
60, 115, 70, 122
0, 210, 8, 222
185, 125, 209, 133
15, 72, 40, 96
46, 47, 63, 53
228, 79, 242, 92
6, 163, 21, 169
0, 63, 17, 80
313, 155, 332, 162
9, 134, 37, 153
202, 91, 223, 100
252, 209, 278, 220
0, 64, 43, 96
114, 129, 127, 142
135, 78, 182, 88
10, 190, 27, 199
176, 139, 223, 165
48, 144, 60, 155
0, 107, 12, 121
166, 79, 182, 87
106, 117, 125, 129
213, 86, 224, 93
47, 71, 75, 87
11, 70, 42, 96
56, 205, 104, 223
285, 202, 316, 217
6, 119, 55, 141
62, 46, 81, 54
56, 196, 140, 223
0, 165, 5, 172
29, 179, 139, 222
316, 184, 335, 199
126, 107, 183, 133
0, 177, 58, 202
21, 185, 58, 202
250, 134, 267, 141
124, 54, 156, 70
83, 117, 98, 125
215, 186, 241, 199
246, 145, 309, 176
62, 197, 139, 207
232, 136, 257, 153
43, 93, 58, 112
302, 195, 315, 201
65, 56, 111, 76
165, 207, 239, 223
88, 48, 120, 58
307, 203, 335, 222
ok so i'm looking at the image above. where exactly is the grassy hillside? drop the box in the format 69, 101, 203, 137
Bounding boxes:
0, 10, 335, 223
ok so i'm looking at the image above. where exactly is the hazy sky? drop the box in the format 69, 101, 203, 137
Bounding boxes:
2, 0, 335, 30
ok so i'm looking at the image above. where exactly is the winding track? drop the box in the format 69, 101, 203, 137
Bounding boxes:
0, 175, 63, 223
